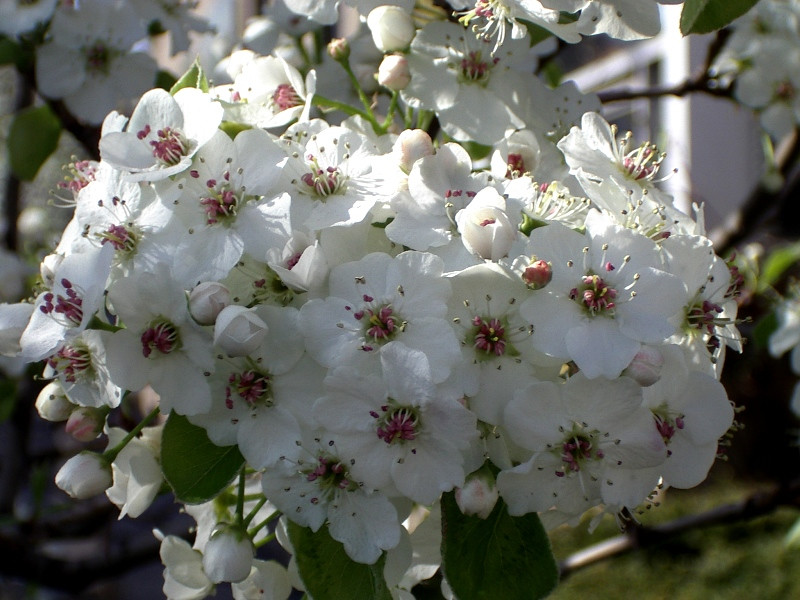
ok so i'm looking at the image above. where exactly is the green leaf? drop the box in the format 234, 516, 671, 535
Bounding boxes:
287, 520, 393, 600
680, 0, 759, 35
161, 412, 244, 504
0, 36, 22, 66
169, 58, 209, 95
757, 243, 800, 293
7, 105, 61, 181
441, 492, 558, 600
155, 69, 178, 92
752, 312, 778, 351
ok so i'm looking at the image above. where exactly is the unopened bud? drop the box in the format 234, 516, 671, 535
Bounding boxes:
40, 253, 64, 288
522, 259, 552, 289
214, 305, 268, 357
377, 54, 410, 91
367, 6, 415, 53
392, 129, 433, 173
65, 406, 107, 441
623, 346, 665, 387
189, 282, 231, 326
327, 37, 350, 62
202, 523, 255, 583
455, 471, 499, 519
35, 381, 74, 422
55, 451, 112, 499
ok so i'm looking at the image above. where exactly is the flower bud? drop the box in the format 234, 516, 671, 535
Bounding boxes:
367, 6, 415, 53
35, 381, 74, 422
55, 451, 112, 499
623, 346, 665, 387
377, 54, 411, 91
455, 471, 499, 519
522, 259, 552, 289
202, 523, 255, 583
40, 253, 63, 288
214, 305, 268, 357
456, 188, 516, 261
189, 281, 232, 326
392, 129, 433, 173
65, 406, 107, 441
327, 37, 350, 62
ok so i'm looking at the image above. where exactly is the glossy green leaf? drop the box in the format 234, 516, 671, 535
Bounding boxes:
441, 492, 558, 600
170, 58, 209, 95
680, 0, 759, 35
7, 105, 61, 181
287, 520, 393, 600
752, 311, 778, 350
161, 412, 244, 504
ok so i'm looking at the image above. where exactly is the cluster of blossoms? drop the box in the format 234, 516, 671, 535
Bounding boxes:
0, 2, 743, 598
711, 0, 800, 139
2, 0, 212, 125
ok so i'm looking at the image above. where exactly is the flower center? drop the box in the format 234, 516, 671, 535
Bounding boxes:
350, 295, 406, 352
195, 170, 247, 225
83, 42, 114, 75
506, 153, 526, 178
140, 319, 180, 358
47, 341, 93, 383
40, 279, 84, 326
569, 274, 617, 316
300, 155, 347, 198
57, 160, 97, 196
371, 402, 420, 445
137, 124, 191, 166
272, 83, 302, 111
458, 50, 498, 85
226, 369, 272, 409
99, 223, 138, 255
686, 299, 726, 349
653, 411, 685, 455
470, 316, 507, 357
553, 425, 607, 477
303, 454, 357, 503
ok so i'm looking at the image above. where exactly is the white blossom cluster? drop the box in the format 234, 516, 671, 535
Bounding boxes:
711, 0, 800, 139
0, 3, 740, 598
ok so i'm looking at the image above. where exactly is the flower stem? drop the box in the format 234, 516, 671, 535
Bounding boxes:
103, 405, 160, 463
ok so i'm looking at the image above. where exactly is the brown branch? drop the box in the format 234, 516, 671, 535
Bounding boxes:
559, 478, 800, 580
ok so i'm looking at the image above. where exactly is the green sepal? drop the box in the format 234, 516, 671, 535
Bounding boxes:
170, 58, 209, 95
161, 412, 244, 504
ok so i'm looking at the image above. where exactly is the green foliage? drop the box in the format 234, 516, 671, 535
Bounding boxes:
758, 243, 800, 293
680, 0, 760, 35
0, 36, 23, 66
155, 69, 178, 92
440, 492, 559, 600
752, 311, 779, 350
170, 59, 209, 95
287, 520, 393, 600
7, 105, 61, 181
160, 412, 244, 504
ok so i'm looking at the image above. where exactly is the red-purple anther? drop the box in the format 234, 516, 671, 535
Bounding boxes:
285, 252, 303, 270
226, 370, 270, 407
522, 259, 552, 289
272, 83, 302, 111
149, 126, 188, 166
140, 321, 179, 358
101, 224, 133, 251
376, 407, 418, 444
505, 153, 525, 178
40, 280, 84, 325
301, 158, 345, 197
570, 274, 617, 314
473, 316, 506, 356
85, 43, 109, 73
689, 300, 724, 335
47, 344, 92, 383
460, 50, 497, 82
365, 305, 399, 340
137, 125, 151, 140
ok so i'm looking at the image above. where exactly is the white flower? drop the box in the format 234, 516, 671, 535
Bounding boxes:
157, 533, 214, 600
455, 187, 519, 261
231, 560, 292, 600
55, 452, 112, 499
35, 0, 157, 124
106, 425, 164, 519
0, 0, 56, 37
314, 343, 479, 505
213, 305, 269, 358
99, 88, 223, 182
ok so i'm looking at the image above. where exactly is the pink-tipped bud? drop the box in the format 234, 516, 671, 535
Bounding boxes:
189, 281, 231, 326
377, 54, 410, 91
327, 38, 350, 62
522, 259, 552, 289
623, 346, 665, 387
65, 406, 106, 442
392, 129, 433, 173
455, 471, 499, 519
